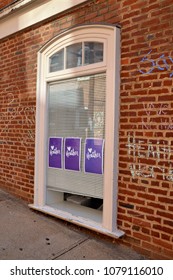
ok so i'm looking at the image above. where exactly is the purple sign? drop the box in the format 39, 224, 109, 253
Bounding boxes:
64, 138, 81, 171
85, 138, 104, 174
48, 137, 63, 169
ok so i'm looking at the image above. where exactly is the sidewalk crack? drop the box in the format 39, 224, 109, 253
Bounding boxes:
51, 237, 89, 259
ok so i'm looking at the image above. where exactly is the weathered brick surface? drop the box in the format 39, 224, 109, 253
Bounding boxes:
0, 0, 17, 10
0, 0, 173, 259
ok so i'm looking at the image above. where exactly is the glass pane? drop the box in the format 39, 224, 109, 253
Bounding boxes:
84, 42, 103, 65
66, 43, 82, 69
47, 73, 106, 199
49, 49, 64, 72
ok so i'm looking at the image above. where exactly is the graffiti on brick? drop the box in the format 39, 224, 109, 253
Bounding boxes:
0, 85, 35, 162
138, 50, 173, 77
141, 102, 173, 130
126, 133, 173, 181
143, 103, 168, 116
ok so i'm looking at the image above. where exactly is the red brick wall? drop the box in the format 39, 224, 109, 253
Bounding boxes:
0, 0, 17, 9
0, 0, 173, 259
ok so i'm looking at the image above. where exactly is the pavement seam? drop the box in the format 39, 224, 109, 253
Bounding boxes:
51, 237, 90, 260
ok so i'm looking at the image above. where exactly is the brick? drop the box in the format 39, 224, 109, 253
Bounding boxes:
158, 95, 173, 102
162, 248, 173, 259
136, 206, 155, 215
133, 232, 151, 242
141, 18, 160, 28
157, 211, 173, 220
163, 220, 173, 227
151, 230, 160, 238
158, 197, 173, 204
142, 241, 162, 253
147, 202, 166, 210
133, 14, 149, 24
153, 224, 173, 235
153, 238, 173, 250
137, 193, 156, 201
132, 217, 151, 228
123, 0, 138, 7
161, 233, 171, 242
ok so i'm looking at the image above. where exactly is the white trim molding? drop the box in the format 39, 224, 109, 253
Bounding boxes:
0, 0, 88, 39
30, 24, 124, 238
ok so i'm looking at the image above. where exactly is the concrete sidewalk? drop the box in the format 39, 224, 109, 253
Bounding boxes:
0, 189, 147, 260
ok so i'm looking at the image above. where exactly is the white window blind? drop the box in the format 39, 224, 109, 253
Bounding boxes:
47, 73, 106, 198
